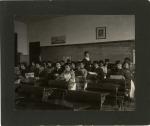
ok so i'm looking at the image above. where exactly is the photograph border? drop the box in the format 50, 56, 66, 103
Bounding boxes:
1, 0, 150, 125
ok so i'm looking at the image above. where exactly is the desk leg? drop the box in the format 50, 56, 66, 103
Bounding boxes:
100, 95, 106, 110
115, 87, 118, 108
121, 97, 125, 111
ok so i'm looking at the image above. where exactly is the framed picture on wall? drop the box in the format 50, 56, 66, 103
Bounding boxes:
51, 35, 66, 44
96, 27, 106, 39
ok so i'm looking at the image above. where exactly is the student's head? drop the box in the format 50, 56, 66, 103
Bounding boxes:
20, 63, 26, 70
56, 62, 61, 69
80, 62, 85, 69
65, 64, 71, 72
116, 61, 122, 70
123, 62, 130, 69
71, 62, 76, 70
67, 59, 71, 64
35, 62, 40, 69
39, 65, 45, 72
47, 61, 52, 67
43, 61, 47, 66
105, 59, 109, 65
60, 60, 65, 66
31, 61, 35, 66
84, 51, 89, 57
99, 60, 104, 67
93, 61, 99, 68
15, 66, 20, 71
124, 57, 131, 64
15, 66, 20, 75
76, 62, 81, 70
39, 62, 46, 69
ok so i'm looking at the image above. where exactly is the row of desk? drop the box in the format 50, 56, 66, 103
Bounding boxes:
15, 78, 127, 111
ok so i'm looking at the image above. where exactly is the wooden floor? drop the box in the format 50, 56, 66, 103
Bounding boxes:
15, 99, 135, 111
101, 101, 135, 111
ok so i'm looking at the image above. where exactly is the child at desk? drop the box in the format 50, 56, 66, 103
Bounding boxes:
57, 64, 76, 90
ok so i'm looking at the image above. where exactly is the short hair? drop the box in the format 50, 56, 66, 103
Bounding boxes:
67, 59, 71, 63
93, 60, 99, 64
115, 60, 121, 65
56, 62, 60, 65
105, 59, 110, 62
124, 57, 131, 62
47, 60, 52, 63
60, 60, 65, 63
39, 62, 45, 67
122, 61, 129, 68
20, 62, 27, 67
99, 60, 104, 64
64, 63, 71, 67
84, 51, 89, 55
76, 61, 81, 66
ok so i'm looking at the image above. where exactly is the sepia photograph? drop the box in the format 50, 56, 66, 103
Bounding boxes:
14, 15, 135, 111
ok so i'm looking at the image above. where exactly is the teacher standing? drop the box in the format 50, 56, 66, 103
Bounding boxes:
82, 51, 92, 71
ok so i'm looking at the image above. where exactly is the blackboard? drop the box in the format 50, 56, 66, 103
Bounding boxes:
40, 40, 135, 63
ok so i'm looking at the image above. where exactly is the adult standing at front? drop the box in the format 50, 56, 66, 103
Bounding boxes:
82, 51, 92, 71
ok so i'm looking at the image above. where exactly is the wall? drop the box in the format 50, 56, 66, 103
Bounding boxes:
14, 20, 29, 64
14, 20, 28, 55
28, 15, 135, 46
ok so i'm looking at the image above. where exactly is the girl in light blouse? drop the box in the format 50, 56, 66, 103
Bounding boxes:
58, 63, 76, 90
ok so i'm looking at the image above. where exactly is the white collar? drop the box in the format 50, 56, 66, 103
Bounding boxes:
85, 57, 90, 61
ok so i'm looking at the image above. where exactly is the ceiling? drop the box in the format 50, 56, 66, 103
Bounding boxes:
15, 15, 65, 24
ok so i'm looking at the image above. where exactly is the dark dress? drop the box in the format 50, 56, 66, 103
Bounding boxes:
51, 68, 63, 79
39, 70, 48, 79
20, 69, 28, 77
92, 67, 104, 80
111, 68, 124, 76
34, 68, 40, 77
122, 69, 133, 89
37, 70, 49, 87
29, 65, 36, 72
82, 58, 91, 71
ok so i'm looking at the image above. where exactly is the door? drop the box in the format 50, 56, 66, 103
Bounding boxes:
29, 42, 40, 64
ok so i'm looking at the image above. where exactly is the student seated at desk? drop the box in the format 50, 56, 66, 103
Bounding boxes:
20, 63, 28, 77
34, 62, 41, 78
38, 64, 48, 79
15, 66, 21, 76
122, 62, 133, 81
92, 61, 104, 80
122, 62, 135, 99
32, 63, 49, 87
14, 66, 22, 84
45, 61, 54, 74
124, 57, 135, 80
98, 60, 107, 79
51, 62, 63, 80
71, 62, 76, 71
57, 63, 76, 90
107, 61, 125, 80
42, 61, 47, 69
111, 61, 124, 75
75, 62, 87, 90
60, 60, 65, 71
75, 62, 87, 78
102, 59, 109, 78
29, 61, 36, 72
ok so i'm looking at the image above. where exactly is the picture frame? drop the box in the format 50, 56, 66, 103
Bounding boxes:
51, 35, 66, 44
96, 27, 106, 39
